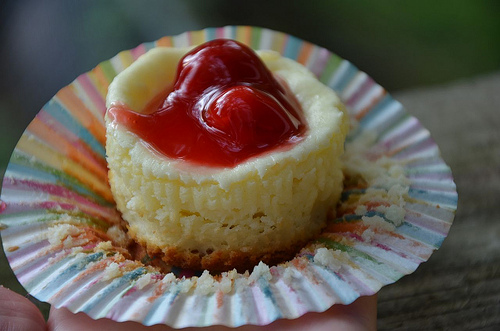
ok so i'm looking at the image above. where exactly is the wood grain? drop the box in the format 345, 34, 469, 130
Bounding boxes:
378, 72, 500, 330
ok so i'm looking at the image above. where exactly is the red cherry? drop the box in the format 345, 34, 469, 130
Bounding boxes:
172, 39, 278, 97
109, 39, 306, 167
204, 85, 298, 151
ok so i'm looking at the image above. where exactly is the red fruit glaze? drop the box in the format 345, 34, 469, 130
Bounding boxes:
108, 39, 306, 167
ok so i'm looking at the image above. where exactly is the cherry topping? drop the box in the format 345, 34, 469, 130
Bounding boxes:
109, 39, 306, 167
204, 85, 300, 151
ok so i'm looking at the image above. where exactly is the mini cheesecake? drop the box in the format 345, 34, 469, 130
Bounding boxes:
105, 40, 349, 272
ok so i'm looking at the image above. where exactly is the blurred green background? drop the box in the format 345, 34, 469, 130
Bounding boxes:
0, 0, 499, 318
1, 0, 500, 177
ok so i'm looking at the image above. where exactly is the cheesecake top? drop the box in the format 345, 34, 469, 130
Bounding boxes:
106, 39, 348, 179
106, 39, 306, 167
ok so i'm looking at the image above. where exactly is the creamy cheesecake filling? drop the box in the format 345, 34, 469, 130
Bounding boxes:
105, 41, 349, 271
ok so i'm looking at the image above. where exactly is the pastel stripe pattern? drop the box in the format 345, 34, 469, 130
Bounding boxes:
0, 26, 457, 328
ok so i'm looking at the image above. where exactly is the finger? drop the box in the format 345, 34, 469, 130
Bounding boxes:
0, 286, 46, 331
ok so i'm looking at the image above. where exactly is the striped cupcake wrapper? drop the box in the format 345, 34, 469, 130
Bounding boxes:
0, 26, 457, 328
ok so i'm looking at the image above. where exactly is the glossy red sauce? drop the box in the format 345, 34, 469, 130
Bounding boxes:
108, 39, 306, 167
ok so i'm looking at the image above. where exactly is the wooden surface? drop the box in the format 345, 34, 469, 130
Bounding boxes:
1, 72, 499, 329
377, 72, 500, 330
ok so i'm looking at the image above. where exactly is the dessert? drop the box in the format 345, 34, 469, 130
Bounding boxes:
105, 39, 349, 272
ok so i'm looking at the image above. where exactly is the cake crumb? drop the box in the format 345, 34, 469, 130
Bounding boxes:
179, 278, 194, 293
48, 223, 89, 248
248, 261, 272, 283
195, 270, 215, 295
135, 273, 152, 289
102, 262, 121, 281
385, 204, 406, 226
313, 248, 342, 272
106, 225, 129, 247
341, 129, 410, 231
161, 273, 176, 285
94, 241, 113, 252
361, 228, 376, 242
217, 275, 233, 294
217, 269, 237, 294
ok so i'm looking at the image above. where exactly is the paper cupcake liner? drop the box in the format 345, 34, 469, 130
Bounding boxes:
0, 26, 457, 328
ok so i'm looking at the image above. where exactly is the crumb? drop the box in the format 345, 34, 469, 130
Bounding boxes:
48, 223, 89, 248
94, 241, 113, 252
135, 273, 152, 289
106, 225, 129, 247
361, 228, 376, 242
217, 269, 237, 294
179, 278, 194, 293
161, 273, 176, 285
217, 275, 233, 294
195, 270, 215, 295
102, 262, 121, 281
313, 248, 342, 272
341, 130, 409, 229
385, 204, 406, 226
248, 261, 272, 283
